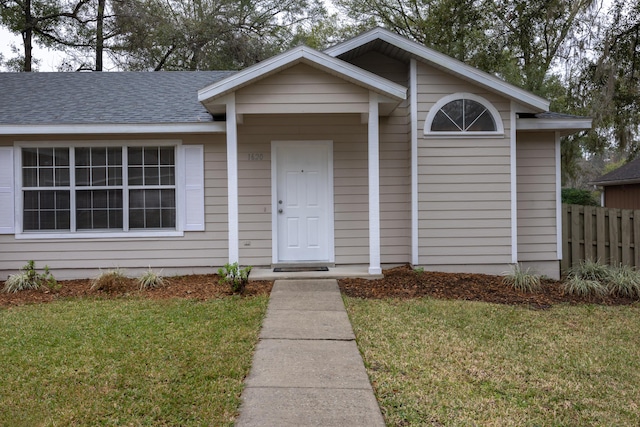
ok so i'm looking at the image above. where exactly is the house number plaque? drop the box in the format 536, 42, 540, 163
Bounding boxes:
248, 153, 264, 161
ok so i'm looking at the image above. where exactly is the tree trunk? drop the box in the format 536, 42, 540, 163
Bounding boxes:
95, 0, 105, 71
22, 0, 33, 71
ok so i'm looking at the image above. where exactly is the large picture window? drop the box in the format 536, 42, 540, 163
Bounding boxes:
21, 145, 176, 233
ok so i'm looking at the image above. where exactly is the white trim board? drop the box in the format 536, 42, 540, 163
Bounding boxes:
198, 45, 407, 105
325, 27, 550, 112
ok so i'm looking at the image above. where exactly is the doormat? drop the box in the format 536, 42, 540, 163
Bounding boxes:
273, 267, 329, 272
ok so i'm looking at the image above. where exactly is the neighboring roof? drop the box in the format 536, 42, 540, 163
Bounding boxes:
592, 157, 640, 186
324, 27, 550, 112
0, 71, 234, 134
198, 45, 407, 109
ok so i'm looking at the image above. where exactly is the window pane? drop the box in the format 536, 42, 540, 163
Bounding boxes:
128, 167, 143, 185
107, 147, 122, 166
76, 148, 90, 166
39, 168, 54, 187
144, 167, 159, 185
145, 189, 160, 208
144, 147, 159, 165
23, 148, 38, 167
129, 210, 144, 228
23, 168, 37, 187
24, 191, 39, 209
440, 100, 463, 129
108, 167, 122, 185
129, 189, 144, 208
128, 147, 143, 165
39, 148, 54, 166
160, 147, 174, 165
431, 110, 460, 131
161, 189, 175, 207
145, 209, 161, 228
92, 167, 107, 186
92, 148, 107, 166
76, 167, 90, 186
55, 148, 69, 166
160, 166, 175, 185
55, 168, 70, 186
466, 110, 496, 131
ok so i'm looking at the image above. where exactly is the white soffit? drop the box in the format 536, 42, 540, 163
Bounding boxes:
517, 118, 592, 135
197, 45, 407, 104
325, 27, 551, 112
0, 122, 227, 135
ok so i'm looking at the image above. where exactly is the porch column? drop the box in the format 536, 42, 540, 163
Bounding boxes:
226, 94, 239, 264
368, 92, 382, 275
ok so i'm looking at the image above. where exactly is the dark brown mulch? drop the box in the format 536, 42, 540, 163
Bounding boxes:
2, 265, 639, 309
0, 274, 273, 308
339, 264, 639, 309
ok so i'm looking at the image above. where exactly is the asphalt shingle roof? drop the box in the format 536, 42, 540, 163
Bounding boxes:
592, 157, 640, 185
0, 71, 235, 125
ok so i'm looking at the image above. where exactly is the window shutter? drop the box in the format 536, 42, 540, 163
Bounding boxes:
0, 147, 15, 234
183, 145, 205, 231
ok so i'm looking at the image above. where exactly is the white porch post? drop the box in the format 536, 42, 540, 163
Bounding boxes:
226, 93, 239, 264
368, 92, 382, 275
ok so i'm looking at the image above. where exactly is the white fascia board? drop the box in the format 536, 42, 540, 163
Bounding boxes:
517, 118, 592, 132
325, 28, 550, 112
0, 122, 226, 135
198, 45, 407, 104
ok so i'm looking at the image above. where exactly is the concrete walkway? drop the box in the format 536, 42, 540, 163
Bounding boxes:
235, 279, 385, 427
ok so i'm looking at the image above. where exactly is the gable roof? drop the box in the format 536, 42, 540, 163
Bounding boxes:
592, 157, 640, 186
0, 71, 233, 134
197, 45, 407, 109
324, 27, 550, 112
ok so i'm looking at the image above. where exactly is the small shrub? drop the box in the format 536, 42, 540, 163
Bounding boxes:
138, 268, 166, 290
2, 261, 57, 293
91, 269, 129, 292
606, 264, 640, 298
569, 259, 611, 282
414, 266, 424, 275
561, 188, 599, 206
218, 262, 252, 294
502, 264, 541, 292
563, 276, 608, 297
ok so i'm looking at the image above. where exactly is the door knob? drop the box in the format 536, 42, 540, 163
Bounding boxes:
278, 208, 283, 213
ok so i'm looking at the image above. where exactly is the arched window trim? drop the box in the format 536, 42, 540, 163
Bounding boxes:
424, 93, 504, 137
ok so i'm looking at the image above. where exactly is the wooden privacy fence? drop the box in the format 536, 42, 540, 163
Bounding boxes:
562, 204, 640, 272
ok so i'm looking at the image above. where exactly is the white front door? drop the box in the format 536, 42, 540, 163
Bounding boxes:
273, 141, 333, 263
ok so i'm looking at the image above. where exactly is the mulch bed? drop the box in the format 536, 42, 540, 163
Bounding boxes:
2, 265, 639, 309
0, 275, 273, 308
339, 264, 639, 309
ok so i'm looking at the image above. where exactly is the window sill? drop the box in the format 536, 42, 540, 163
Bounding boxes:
15, 230, 185, 240
423, 132, 505, 138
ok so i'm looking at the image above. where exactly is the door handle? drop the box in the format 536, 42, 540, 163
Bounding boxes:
278, 208, 283, 213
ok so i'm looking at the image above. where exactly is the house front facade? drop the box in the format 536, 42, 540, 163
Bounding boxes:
0, 28, 591, 280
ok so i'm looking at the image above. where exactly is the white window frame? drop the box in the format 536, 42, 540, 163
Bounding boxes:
14, 140, 186, 239
424, 92, 504, 137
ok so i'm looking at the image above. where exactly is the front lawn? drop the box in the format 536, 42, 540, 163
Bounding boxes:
0, 296, 268, 426
345, 297, 640, 426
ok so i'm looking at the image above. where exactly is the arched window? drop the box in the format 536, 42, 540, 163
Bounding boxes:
424, 93, 503, 136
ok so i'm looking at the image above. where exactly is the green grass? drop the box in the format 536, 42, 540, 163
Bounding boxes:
345, 297, 640, 426
0, 296, 268, 426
